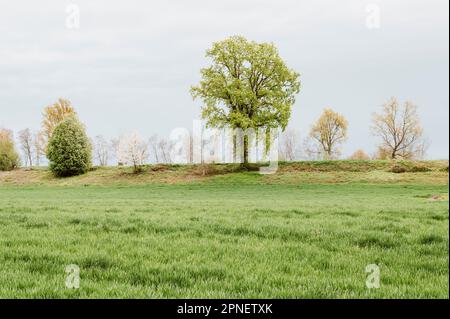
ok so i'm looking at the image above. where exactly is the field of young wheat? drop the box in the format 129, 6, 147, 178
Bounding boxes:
0, 162, 448, 298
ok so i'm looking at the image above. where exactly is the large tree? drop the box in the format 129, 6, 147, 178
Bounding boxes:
371, 97, 425, 159
191, 36, 300, 164
309, 108, 348, 159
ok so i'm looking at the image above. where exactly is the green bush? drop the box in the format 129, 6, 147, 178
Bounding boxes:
46, 116, 92, 177
0, 131, 20, 171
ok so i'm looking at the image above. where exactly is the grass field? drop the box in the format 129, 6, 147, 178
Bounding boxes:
0, 161, 448, 298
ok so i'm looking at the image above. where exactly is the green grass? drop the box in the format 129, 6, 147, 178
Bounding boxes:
0, 167, 448, 298
1, 160, 448, 186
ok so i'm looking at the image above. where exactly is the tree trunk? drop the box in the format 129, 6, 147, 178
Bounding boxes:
391, 149, 397, 159
324, 148, 331, 160
243, 135, 249, 164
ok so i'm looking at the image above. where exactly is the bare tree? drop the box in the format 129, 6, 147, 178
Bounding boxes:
33, 131, 46, 166
148, 134, 160, 163
18, 129, 33, 167
93, 135, 110, 166
110, 138, 120, 165
279, 128, 301, 161
371, 97, 425, 159
412, 138, 430, 160
302, 137, 323, 160
148, 135, 174, 164
158, 138, 172, 164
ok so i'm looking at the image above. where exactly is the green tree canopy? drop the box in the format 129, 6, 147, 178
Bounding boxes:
46, 116, 92, 177
191, 36, 301, 163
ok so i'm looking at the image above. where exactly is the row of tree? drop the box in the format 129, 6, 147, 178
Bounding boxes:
0, 98, 178, 174
0, 95, 427, 174
279, 97, 427, 161
190, 36, 426, 163
0, 36, 428, 176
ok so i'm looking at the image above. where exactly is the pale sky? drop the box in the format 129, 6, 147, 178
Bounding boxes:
0, 0, 448, 159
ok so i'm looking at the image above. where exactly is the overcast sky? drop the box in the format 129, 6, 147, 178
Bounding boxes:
0, 0, 448, 159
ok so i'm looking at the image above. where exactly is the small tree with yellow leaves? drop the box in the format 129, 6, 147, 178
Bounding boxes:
309, 109, 348, 160
42, 98, 76, 141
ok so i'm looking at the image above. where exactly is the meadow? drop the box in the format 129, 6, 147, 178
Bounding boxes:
0, 160, 448, 298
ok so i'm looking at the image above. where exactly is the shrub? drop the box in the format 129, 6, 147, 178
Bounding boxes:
410, 165, 431, 173
349, 149, 370, 160
0, 129, 20, 171
46, 116, 92, 177
390, 164, 407, 174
